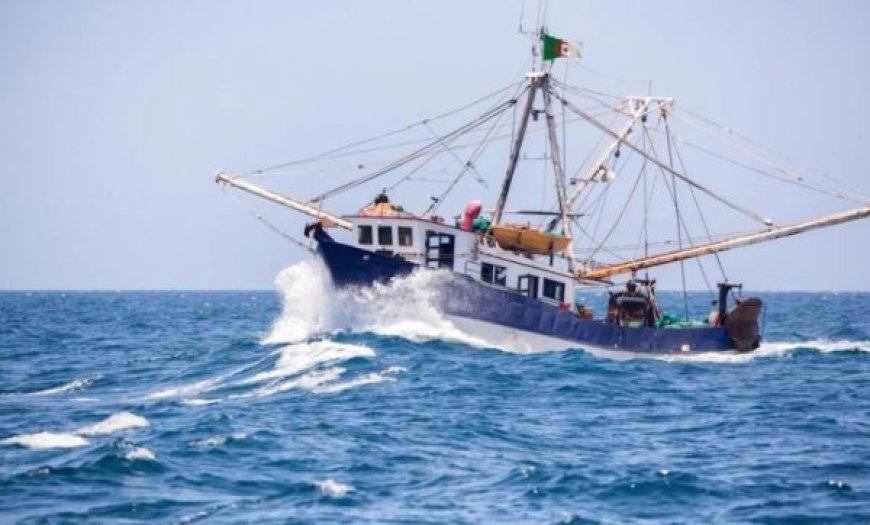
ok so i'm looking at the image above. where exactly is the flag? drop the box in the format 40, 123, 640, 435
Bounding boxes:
542, 33, 583, 61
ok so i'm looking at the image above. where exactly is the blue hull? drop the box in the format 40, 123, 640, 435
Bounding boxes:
317, 241, 738, 354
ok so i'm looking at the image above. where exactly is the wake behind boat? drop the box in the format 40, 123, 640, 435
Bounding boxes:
216, 13, 870, 357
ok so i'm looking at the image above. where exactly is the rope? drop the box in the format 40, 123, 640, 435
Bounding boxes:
663, 116, 690, 320
309, 98, 518, 203
424, 87, 521, 216
248, 81, 524, 176
671, 109, 870, 204
552, 88, 774, 227
665, 118, 729, 284
222, 185, 315, 254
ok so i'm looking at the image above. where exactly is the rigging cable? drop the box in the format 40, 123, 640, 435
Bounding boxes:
247, 81, 523, 176
664, 116, 730, 284
422, 121, 489, 189
584, 149, 646, 264
664, 113, 690, 320
641, 123, 715, 295
424, 86, 523, 215
676, 107, 870, 203
221, 185, 315, 254
309, 97, 519, 203
392, 82, 528, 201
551, 88, 774, 227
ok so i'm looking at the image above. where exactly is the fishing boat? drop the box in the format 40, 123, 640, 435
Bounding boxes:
216, 15, 870, 358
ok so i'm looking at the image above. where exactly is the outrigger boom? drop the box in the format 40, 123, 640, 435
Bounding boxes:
215, 171, 352, 230
578, 205, 870, 280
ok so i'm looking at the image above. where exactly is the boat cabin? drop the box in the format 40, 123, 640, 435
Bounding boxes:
347, 215, 576, 310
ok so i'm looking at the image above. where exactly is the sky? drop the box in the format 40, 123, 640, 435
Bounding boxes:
1, 0, 869, 291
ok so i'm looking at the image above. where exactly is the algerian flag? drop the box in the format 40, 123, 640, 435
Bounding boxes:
542, 33, 583, 61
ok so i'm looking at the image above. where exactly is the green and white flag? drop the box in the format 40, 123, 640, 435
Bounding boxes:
542, 33, 583, 61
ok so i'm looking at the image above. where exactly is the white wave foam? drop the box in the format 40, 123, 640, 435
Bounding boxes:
190, 432, 247, 448
658, 339, 870, 364
147, 375, 227, 400
250, 367, 345, 398
245, 340, 375, 384
76, 412, 150, 436
762, 339, 870, 354
0, 432, 89, 450
182, 398, 221, 406
265, 261, 496, 349
145, 360, 265, 401
124, 447, 156, 461
33, 376, 97, 396
314, 479, 353, 497
265, 262, 335, 344
313, 366, 406, 395
1, 412, 150, 450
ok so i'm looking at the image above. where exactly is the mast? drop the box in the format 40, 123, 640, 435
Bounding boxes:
542, 73, 575, 271
493, 74, 541, 225
566, 97, 654, 209
552, 91, 774, 227
215, 172, 352, 230
577, 205, 870, 280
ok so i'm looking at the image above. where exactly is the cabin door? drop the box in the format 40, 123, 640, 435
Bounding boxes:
518, 274, 539, 299
425, 231, 455, 270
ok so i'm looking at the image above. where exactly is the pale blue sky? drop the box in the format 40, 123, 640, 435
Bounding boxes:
1, 0, 869, 290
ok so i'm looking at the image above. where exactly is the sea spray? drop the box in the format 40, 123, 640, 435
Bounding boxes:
264, 261, 335, 344
265, 261, 494, 348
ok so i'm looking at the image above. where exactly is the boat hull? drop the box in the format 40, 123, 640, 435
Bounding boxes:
317, 240, 742, 355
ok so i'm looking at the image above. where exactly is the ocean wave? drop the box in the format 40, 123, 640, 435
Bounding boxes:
146, 361, 263, 401
1, 411, 150, 450
761, 339, 870, 354
312, 366, 406, 395
32, 375, 99, 396
244, 340, 375, 384
314, 479, 354, 497
181, 398, 221, 406
124, 447, 156, 461
248, 367, 346, 398
190, 432, 247, 449
76, 412, 150, 436
0, 432, 89, 450
656, 339, 870, 363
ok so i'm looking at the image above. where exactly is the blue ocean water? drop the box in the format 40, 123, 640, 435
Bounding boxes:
2, 262, 869, 523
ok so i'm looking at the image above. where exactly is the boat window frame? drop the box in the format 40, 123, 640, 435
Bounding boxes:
377, 225, 393, 246
518, 274, 539, 298
481, 262, 507, 286
542, 278, 565, 303
357, 225, 373, 245
397, 226, 413, 247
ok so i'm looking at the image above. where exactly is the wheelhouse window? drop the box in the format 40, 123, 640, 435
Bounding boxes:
377, 226, 393, 246
518, 274, 539, 298
398, 226, 413, 247
543, 278, 565, 302
357, 225, 373, 245
481, 262, 507, 286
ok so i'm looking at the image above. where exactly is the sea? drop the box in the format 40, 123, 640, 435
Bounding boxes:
2, 261, 869, 524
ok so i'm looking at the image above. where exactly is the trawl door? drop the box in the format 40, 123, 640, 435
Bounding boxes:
425, 231, 455, 270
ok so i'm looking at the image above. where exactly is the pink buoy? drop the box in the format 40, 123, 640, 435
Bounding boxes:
462, 200, 482, 231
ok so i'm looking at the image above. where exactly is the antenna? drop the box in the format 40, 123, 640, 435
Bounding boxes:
518, 0, 526, 33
